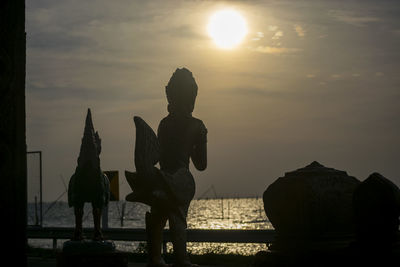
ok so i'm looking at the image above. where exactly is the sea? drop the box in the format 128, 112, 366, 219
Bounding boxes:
28, 198, 273, 255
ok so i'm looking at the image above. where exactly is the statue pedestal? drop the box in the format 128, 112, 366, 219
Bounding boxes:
57, 240, 128, 267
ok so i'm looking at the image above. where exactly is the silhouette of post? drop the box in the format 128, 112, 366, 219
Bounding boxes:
0, 0, 27, 265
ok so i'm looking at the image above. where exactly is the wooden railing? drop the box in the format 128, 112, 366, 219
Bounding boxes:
27, 226, 275, 251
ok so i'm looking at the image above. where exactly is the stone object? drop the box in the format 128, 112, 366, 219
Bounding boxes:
133, 116, 160, 175
125, 68, 207, 267
125, 115, 197, 214
68, 108, 110, 240
353, 172, 400, 245
58, 241, 127, 267
62, 240, 115, 253
125, 116, 166, 207
263, 161, 360, 238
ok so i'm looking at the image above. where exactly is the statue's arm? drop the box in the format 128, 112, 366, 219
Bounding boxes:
191, 142, 207, 171
191, 122, 207, 171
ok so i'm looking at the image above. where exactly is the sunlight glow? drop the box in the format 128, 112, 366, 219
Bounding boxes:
208, 9, 248, 49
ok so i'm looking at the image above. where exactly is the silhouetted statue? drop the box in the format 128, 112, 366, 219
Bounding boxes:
126, 68, 207, 267
353, 172, 400, 247
68, 108, 110, 241
264, 161, 360, 246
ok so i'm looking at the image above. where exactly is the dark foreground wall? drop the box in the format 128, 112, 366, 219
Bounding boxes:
0, 0, 27, 265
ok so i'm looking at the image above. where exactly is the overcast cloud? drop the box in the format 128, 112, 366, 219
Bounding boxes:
26, 0, 400, 201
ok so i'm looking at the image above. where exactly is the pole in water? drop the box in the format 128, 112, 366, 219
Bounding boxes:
221, 197, 224, 219
121, 202, 126, 227
227, 200, 230, 219
34, 196, 39, 226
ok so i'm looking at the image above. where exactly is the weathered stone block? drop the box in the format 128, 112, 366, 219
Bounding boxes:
353, 172, 400, 245
263, 161, 360, 238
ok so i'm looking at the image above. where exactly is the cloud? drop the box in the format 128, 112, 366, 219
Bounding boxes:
272, 31, 283, 40
268, 25, 278, 31
251, 31, 264, 41
226, 87, 300, 100
294, 24, 305, 37
329, 10, 380, 27
28, 31, 97, 51
26, 82, 156, 102
252, 46, 302, 54
25, 0, 400, 200
162, 24, 207, 40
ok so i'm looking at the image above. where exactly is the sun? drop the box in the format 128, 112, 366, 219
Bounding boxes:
207, 9, 248, 49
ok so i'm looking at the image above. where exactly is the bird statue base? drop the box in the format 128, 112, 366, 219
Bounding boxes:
58, 240, 128, 267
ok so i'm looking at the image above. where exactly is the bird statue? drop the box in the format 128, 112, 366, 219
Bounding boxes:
68, 108, 110, 241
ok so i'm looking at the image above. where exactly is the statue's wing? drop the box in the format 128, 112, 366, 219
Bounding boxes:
125, 170, 138, 191
67, 174, 76, 207
125, 170, 153, 205
133, 116, 160, 175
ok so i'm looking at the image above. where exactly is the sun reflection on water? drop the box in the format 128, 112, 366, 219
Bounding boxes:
28, 197, 273, 255
188, 198, 272, 230
185, 198, 273, 255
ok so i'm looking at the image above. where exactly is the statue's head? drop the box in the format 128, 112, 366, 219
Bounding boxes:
77, 108, 101, 171
165, 68, 198, 115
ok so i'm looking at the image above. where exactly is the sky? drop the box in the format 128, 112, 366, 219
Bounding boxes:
26, 0, 400, 202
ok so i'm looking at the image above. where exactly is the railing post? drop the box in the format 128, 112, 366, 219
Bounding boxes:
53, 238, 57, 251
